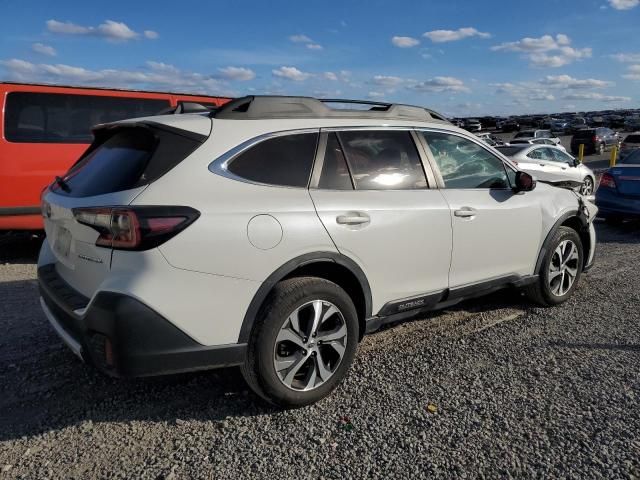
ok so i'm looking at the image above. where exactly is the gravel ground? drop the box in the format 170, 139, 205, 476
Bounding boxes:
0, 222, 639, 479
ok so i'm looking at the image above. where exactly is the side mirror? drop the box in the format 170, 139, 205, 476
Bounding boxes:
514, 171, 536, 192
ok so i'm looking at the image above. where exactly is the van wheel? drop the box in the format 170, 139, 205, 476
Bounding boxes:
525, 226, 584, 306
241, 277, 359, 407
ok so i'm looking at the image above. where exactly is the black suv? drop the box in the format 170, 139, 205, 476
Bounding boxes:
570, 128, 619, 155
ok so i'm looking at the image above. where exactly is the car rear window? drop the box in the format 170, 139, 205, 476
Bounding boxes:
625, 135, 640, 143
4, 92, 170, 144
620, 150, 640, 164
514, 131, 533, 138
53, 125, 203, 197
573, 130, 595, 139
227, 133, 319, 188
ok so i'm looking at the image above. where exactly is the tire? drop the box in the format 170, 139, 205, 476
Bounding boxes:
580, 176, 594, 196
525, 226, 584, 306
241, 277, 359, 407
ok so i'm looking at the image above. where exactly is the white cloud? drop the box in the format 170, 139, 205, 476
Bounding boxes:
272, 66, 311, 81
492, 34, 591, 67
410, 76, 470, 93
32, 43, 56, 56
371, 75, 404, 87
0, 58, 235, 95
217, 66, 256, 81
323, 71, 338, 81
563, 92, 630, 102
608, 0, 639, 9
289, 34, 312, 43
367, 91, 385, 98
306, 43, 323, 50
423, 27, 490, 43
46, 19, 158, 42
610, 52, 640, 63
490, 81, 556, 102
623, 64, 640, 80
540, 75, 612, 89
391, 36, 420, 48
46, 19, 90, 35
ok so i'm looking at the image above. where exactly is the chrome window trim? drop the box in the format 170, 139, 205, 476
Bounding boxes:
208, 128, 320, 189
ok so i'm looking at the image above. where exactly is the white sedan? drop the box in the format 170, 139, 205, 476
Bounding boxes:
496, 144, 596, 195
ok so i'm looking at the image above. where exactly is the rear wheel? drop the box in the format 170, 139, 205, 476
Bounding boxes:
525, 226, 584, 306
241, 277, 359, 407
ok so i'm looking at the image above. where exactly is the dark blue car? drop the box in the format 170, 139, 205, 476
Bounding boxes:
596, 149, 640, 222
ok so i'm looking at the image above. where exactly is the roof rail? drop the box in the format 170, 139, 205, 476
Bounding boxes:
157, 102, 218, 116
211, 95, 450, 123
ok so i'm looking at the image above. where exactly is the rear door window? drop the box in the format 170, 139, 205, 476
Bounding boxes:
317, 133, 353, 190
227, 133, 319, 188
4, 92, 170, 143
336, 130, 427, 190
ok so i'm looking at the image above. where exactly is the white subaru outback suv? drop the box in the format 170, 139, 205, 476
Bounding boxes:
38, 96, 597, 407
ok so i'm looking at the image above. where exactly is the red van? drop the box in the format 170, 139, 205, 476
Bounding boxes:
0, 82, 231, 230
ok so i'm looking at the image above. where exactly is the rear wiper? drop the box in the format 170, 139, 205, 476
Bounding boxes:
54, 176, 71, 193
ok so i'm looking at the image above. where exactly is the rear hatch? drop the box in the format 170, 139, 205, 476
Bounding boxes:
571, 130, 594, 147
42, 119, 209, 298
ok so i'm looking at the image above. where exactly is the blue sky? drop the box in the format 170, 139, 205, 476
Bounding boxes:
1, 0, 639, 116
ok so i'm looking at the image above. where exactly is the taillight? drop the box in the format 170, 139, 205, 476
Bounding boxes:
73, 206, 199, 250
599, 172, 616, 189
621, 143, 628, 150
592, 135, 598, 143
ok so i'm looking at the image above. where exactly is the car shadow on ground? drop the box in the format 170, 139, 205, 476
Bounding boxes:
595, 219, 640, 244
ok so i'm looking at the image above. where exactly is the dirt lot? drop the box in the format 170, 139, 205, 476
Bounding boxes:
0, 222, 639, 479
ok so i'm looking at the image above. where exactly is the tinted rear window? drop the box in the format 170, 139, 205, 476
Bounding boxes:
625, 135, 640, 143
4, 92, 170, 143
53, 125, 203, 197
227, 133, 318, 188
573, 130, 595, 138
620, 150, 640, 164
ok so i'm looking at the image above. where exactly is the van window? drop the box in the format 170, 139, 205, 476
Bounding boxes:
227, 133, 319, 188
337, 130, 427, 190
4, 92, 170, 143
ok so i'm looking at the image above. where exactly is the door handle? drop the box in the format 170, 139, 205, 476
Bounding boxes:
336, 212, 370, 225
539, 163, 545, 167
454, 208, 477, 218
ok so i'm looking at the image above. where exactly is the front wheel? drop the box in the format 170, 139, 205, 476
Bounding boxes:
241, 277, 359, 407
580, 176, 594, 196
525, 226, 584, 306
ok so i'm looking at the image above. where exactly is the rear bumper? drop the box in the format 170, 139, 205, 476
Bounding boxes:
38, 264, 246, 377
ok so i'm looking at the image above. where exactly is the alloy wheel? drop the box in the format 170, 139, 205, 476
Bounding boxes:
273, 300, 348, 391
548, 240, 579, 297
580, 177, 594, 196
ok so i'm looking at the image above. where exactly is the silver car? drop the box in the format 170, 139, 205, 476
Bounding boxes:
497, 144, 596, 195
